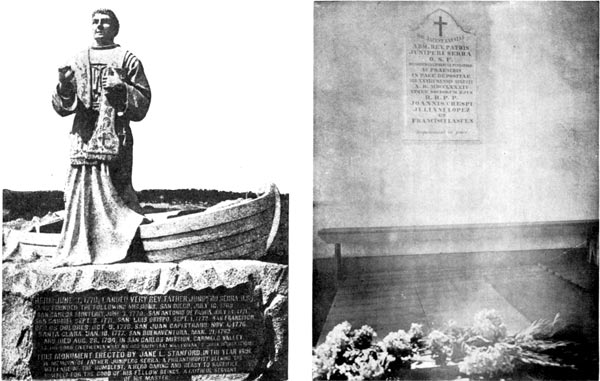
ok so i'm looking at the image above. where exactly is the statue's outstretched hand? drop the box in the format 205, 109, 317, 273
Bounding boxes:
58, 65, 74, 83
57, 65, 75, 96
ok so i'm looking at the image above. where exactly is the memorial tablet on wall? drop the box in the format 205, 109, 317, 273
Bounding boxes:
404, 9, 478, 141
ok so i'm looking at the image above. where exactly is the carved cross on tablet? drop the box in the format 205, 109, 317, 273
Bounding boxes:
434, 16, 447, 37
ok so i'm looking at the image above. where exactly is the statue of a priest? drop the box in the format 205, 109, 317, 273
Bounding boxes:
52, 9, 151, 265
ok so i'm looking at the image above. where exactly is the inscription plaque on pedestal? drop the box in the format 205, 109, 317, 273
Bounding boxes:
404, 9, 478, 141
30, 284, 262, 381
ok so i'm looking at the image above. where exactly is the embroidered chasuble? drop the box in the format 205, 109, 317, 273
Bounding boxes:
52, 45, 151, 266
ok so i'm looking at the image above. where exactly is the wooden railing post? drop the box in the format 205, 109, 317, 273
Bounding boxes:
335, 243, 343, 281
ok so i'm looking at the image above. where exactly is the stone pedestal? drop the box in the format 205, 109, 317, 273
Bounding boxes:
3, 260, 288, 381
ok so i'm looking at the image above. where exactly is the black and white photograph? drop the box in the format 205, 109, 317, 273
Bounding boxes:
1, 2, 312, 380
2, 1, 599, 381
313, 2, 598, 380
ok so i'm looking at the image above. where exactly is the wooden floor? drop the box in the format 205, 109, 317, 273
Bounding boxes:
316, 250, 598, 345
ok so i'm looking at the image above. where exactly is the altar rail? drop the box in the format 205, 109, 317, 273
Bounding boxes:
318, 220, 599, 280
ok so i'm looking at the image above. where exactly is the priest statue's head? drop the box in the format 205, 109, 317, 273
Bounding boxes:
91, 9, 120, 47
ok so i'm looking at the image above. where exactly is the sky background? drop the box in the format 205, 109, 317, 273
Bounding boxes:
1, 1, 311, 194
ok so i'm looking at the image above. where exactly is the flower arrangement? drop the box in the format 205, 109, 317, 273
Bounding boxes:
313, 310, 581, 380
312, 322, 425, 380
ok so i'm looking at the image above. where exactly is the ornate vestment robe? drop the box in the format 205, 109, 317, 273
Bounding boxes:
52, 44, 151, 266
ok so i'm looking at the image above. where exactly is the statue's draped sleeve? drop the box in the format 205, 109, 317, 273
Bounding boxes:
52, 49, 88, 117
122, 52, 151, 122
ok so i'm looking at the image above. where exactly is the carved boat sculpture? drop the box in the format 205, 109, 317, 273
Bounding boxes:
2, 212, 64, 260
139, 184, 281, 262
2, 184, 281, 263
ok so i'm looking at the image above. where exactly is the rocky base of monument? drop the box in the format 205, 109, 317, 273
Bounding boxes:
3, 260, 288, 381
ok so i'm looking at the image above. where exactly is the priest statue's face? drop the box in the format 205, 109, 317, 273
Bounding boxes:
92, 11, 118, 46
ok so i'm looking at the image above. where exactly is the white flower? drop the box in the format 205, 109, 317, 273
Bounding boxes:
472, 309, 507, 343
427, 330, 454, 365
458, 343, 515, 377
382, 330, 412, 359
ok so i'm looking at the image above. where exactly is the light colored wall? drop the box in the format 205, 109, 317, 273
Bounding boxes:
314, 2, 599, 258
